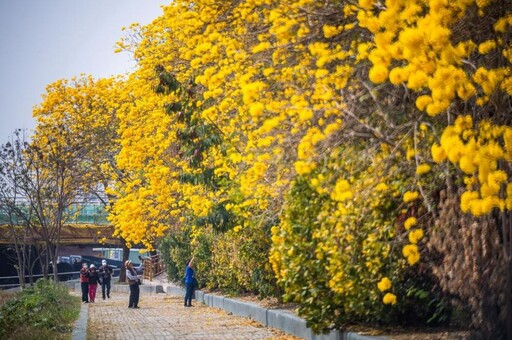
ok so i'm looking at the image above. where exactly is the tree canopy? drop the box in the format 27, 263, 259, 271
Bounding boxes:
14, 0, 511, 337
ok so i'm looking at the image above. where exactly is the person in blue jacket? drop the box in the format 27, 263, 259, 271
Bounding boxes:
184, 257, 196, 307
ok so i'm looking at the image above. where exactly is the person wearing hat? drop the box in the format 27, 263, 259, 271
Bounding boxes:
98, 259, 113, 300
88, 264, 100, 303
125, 260, 141, 308
79, 263, 89, 303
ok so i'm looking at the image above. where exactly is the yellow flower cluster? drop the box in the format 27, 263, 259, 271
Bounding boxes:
403, 191, 419, 203
415, 164, 431, 175
330, 179, 353, 202
378, 273, 397, 306
401, 214, 424, 265
377, 277, 392, 292
361, 0, 512, 116
383, 292, 397, 305
402, 244, 420, 265
404, 217, 417, 230
408, 229, 424, 244
433, 115, 512, 216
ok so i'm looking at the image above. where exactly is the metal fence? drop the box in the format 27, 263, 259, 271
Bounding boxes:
0, 268, 121, 289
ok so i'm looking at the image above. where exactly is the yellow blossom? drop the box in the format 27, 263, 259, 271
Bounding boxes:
369, 64, 389, 84
249, 102, 265, 117
416, 95, 432, 111
375, 182, 389, 191
431, 143, 446, 163
383, 293, 397, 305
415, 164, 431, 175
404, 217, 417, 230
377, 277, 392, 292
408, 229, 424, 244
402, 244, 420, 265
403, 191, 419, 203
478, 40, 496, 54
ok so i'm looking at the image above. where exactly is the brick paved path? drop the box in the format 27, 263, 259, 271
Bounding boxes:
82, 291, 295, 339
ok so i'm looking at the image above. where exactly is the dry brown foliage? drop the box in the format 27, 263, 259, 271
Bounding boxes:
429, 190, 508, 338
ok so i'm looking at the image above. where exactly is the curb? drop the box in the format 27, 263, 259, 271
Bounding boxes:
74, 283, 164, 294
71, 302, 88, 340
166, 286, 385, 340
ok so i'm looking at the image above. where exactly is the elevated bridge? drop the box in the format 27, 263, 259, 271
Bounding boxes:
0, 204, 120, 246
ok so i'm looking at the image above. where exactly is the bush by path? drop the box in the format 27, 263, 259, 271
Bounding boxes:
0, 279, 80, 340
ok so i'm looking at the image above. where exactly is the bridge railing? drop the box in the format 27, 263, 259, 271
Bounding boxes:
66, 204, 109, 225
0, 204, 109, 225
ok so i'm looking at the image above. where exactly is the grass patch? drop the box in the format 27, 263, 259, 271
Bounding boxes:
0, 279, 80, 340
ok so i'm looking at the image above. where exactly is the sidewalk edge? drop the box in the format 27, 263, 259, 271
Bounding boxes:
71, 302, 88, 340
165, 286, 387, 340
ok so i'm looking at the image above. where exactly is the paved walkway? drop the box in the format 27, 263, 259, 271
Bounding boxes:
74, 288, 297, 339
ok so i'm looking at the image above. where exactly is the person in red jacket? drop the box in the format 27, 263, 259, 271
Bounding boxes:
79, 263, 89, 303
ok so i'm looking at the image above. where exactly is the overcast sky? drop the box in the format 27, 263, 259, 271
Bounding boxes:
0, 0, 169, 144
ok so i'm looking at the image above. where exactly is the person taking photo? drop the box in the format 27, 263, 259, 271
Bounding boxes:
125, 260, 142, 308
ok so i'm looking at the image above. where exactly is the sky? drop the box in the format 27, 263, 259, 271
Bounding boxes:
0, 0, 169, 143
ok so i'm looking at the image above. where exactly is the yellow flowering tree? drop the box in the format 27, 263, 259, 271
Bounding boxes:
30, 75, 124, 280
57, 0, 510, 335
111, 0, 424, 324
358, 0, 511, 335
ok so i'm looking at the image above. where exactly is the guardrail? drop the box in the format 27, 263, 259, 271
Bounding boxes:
142, 254, 165, 282
0, 268, 122, 289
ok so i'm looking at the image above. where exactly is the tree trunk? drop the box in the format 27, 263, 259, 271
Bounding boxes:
53, 242, 60, 282
15, 245, 26, 289
119, 239, 130, 283
41, 248, 49, 279
28, 246, 36, 286
10, 231, 26, 289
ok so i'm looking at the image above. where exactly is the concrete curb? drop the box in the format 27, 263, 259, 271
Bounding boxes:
166, 286, 185, 297
165, 287, 384, 340
224, 298, 267, 326
74, 283, 164, 294
71, 302, 88, 340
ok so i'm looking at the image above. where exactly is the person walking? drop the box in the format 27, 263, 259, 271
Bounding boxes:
184, 257, 196, 307
88, 264, 100, 303
79, 263, 89, 303
125, 260, 141, 308
98, 259, 113, 300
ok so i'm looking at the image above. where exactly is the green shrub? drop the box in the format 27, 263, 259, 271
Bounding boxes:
159, 228, 194, 285
0, 279, 80, 339
209, 222, 279, 297
270, 145, 451, 333
160, 222, 279, 297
